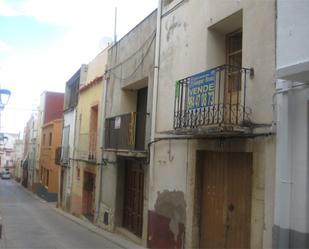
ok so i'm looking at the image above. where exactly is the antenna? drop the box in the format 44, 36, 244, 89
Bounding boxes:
114, 7, 117, 43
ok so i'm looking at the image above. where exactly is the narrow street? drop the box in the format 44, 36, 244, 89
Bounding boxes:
0, 179, 119, 249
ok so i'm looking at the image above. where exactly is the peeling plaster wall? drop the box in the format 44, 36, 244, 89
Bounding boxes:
150, 0, 276, 248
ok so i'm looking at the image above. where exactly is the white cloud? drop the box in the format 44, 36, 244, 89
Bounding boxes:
0, 40, 10, 52
0, 0, 157, 134
0, 0, 19, 16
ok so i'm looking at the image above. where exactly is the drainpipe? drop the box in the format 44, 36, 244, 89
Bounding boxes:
96, 75, 108, 222
149, 0, 162, 191
272, 81, 309, 132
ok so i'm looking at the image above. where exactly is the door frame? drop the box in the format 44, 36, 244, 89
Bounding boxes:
195, 150, 253, 248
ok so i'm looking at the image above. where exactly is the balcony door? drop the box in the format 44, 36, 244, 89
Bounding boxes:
135, 87, 148, 151
123, 159, 144, 237
89, 105, 98, 159
225, 30, 242, 123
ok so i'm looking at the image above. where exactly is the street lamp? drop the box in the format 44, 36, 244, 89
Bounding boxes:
0, 89, 11, 110
0, 88, 11, 133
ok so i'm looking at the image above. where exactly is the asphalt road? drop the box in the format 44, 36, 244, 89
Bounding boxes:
0, 179, 118, 249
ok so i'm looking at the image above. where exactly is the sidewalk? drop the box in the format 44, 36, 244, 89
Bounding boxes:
16, 181, 146, 249
52, 206, 146, 249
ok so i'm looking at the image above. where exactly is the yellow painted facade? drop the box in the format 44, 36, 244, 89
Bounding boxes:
70, 47, 109, 218
39, 119, 62, 193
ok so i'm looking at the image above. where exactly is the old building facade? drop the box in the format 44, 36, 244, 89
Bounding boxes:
147, 0, 276, 248
13, 139, 24, 182
97, 10, 157, 246
38, 118, 63, 201
59, 65, 87, 212
70, 48, 108, 221
35, 91, 64, 201
21, 113, 38, 189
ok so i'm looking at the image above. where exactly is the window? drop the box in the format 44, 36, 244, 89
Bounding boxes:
46, 170, 49, 187
41, 168, 43, 181
43, 134, 46, 145
89, 105, 98, 155
49, 132, 52, 146
226, 29, 242, 91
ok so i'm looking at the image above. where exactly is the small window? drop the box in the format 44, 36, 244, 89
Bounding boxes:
49, 132, 52, 146
41, 168, 43, 181
226, 29, 242, 92
43, 134, 46, 145
46, 170, 49, 187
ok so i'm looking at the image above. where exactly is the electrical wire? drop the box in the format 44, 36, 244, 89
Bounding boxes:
107, 31, 156, 81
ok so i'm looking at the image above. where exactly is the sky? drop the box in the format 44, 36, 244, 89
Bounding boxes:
0, 0, 157, 136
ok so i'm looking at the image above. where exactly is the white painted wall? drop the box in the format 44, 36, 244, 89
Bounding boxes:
277, 0, 309, 82
277, 0, 309, 70
274, 1, 309, 247
274, 84, 309, 246
62, 109, 76, 196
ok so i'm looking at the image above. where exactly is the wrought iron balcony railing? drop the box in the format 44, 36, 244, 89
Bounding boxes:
104, 112, 137, 151
75, 132, 98, 162
60, 146, 70, 166
174, 64, 253, 133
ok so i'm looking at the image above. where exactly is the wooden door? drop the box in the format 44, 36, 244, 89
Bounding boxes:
123, 159, 144, 237
200, 152, 252, 249
83, 171, 95, 219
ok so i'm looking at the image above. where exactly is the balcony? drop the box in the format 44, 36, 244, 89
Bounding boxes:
105, 112, 142, 151
174, 65, 253, 135
55, 147, 61, 165
60, 146, 70, 166
75, 132, 97, 163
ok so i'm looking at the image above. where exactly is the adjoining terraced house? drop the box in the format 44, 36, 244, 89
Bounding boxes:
59, 65, 87, 212
70, 48, 108, 222
36, 91, 64, 202
96, 10, 157, 246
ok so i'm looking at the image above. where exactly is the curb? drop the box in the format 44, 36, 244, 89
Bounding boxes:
14, 181, 146, 249
52, 207, 146, 249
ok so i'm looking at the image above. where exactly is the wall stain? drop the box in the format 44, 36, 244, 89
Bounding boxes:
165, 16, 183, 42
154, 190, 186, 240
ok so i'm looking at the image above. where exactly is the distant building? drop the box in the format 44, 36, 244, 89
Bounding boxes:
13, 139, 24, 182
35, 91, 64, 201
38, 119, 63, 202
0, 133, 19, 174
21, 113, 38, 189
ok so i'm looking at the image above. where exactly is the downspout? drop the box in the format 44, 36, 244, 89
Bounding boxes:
96, 74, 108, 222
272, 81, 309, 131
149, 0, 162, 190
